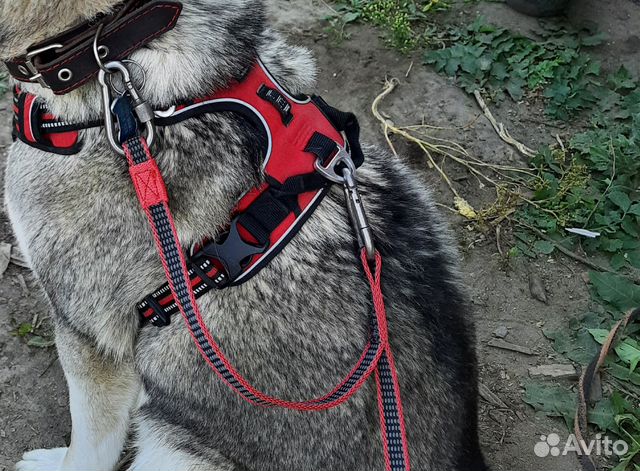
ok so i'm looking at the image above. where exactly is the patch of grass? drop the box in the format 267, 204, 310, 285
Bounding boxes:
518, 113, 640, 269
333, 7, 640, 467
326, 0, 448, 51
425, 19, 606, 119
420, 18, 640, 272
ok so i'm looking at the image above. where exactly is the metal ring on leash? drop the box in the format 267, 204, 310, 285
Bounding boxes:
99, 61, 155, 155
107, 59, 147, 95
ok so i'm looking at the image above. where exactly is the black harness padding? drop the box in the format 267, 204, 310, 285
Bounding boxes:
311, 96, 364, 167
237, 189, 299, 246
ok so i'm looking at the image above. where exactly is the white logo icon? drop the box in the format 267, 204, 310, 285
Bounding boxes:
534, 433, 561, 457
534, 433, 629, 458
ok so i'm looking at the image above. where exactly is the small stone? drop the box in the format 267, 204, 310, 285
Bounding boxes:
529, 273, 548, 303
493, 326, 509, 339
529, 364, 577, 379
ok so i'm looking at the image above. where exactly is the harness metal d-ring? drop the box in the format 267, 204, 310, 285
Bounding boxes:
93, 24, 111, 74
313, 143, 356, 184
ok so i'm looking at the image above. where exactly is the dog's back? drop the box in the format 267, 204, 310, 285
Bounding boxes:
2, 1, 487, 470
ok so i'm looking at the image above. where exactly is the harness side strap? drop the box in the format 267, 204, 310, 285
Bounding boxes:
122, 135, 410, 471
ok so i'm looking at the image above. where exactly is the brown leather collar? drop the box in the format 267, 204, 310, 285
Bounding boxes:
3, 1, 182, 95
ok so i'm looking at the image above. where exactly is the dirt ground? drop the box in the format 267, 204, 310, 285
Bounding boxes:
1, 1, 639, 470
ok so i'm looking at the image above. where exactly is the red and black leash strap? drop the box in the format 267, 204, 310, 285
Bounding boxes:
575, 307, 640, 471
121, 135, 411, 470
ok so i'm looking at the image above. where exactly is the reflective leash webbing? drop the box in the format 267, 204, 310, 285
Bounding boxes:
122, 135, 410, 471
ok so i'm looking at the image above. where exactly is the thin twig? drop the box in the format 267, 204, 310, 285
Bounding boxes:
405, 61, 413, 78
584, 138, 616, 228
39, 355, 58, 378
515, 219, 640, 283
473, 90, 536, 158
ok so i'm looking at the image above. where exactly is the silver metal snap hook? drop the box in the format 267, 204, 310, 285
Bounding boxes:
342, 166, 375, 261
315, 144, 375, 260
98, 61, 156, 155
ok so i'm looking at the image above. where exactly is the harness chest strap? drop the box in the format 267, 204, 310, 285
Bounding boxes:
12, 61, 365, 326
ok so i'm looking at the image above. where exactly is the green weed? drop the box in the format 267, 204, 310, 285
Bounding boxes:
424, 19, 606, 118
12, 320, 55, 348
326, 0, 448, 51
327, 7, 640, 467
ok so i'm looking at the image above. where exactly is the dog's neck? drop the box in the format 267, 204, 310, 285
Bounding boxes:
12, 0, 274, 122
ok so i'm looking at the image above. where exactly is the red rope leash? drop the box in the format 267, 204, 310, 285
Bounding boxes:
122, 135, 410, 470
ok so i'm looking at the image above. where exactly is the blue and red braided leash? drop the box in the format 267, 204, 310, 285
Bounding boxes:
122, 135, 411, 471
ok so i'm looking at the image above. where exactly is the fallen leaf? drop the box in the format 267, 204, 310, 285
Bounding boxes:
454, 196, 477, 220
27, 336, 55, 348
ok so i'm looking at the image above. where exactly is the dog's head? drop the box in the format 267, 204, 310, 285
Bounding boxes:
0, 0, 120, 61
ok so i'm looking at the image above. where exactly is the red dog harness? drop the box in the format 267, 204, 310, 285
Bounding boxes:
13, 59, 411, 471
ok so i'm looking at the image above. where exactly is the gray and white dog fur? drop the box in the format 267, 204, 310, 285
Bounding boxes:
1, 1, 487, 470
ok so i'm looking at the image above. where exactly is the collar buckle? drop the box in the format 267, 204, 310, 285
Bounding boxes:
24, 43, 64, 89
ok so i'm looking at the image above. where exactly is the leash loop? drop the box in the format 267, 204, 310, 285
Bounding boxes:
91, 54, 408, 468
119, 134, 410, 469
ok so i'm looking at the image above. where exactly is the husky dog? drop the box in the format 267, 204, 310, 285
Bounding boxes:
2, 1, 487, 470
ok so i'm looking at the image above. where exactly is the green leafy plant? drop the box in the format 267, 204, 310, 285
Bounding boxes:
424, 18, 606, 118
327, 0, 448, 51
12, 320, 54, 348
518, 102, 640, 269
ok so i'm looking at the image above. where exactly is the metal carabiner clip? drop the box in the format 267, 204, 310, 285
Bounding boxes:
98, 61, 155, 156
342, 166, 376, 261
314, 143, 376, 260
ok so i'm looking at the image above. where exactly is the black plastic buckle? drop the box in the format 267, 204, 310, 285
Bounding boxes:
199, 217, 267, 282
144, 294, 171, 327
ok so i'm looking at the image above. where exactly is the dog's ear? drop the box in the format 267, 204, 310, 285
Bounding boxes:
0, 0, 119, 60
